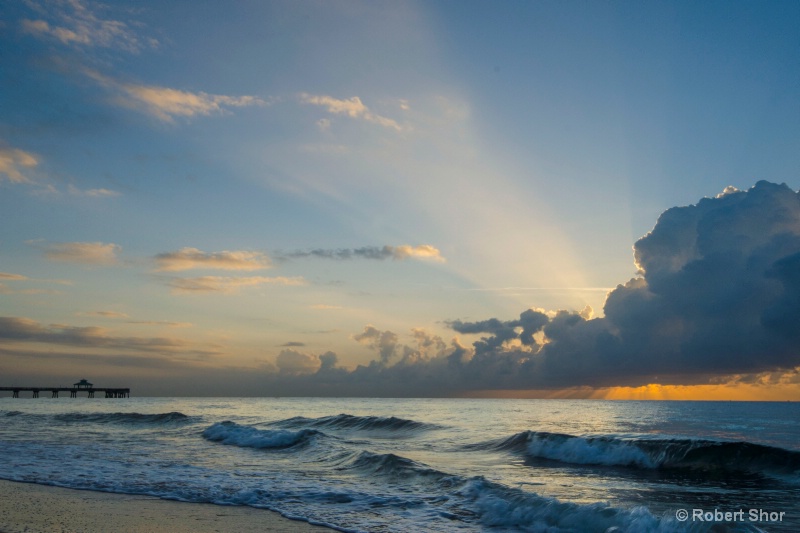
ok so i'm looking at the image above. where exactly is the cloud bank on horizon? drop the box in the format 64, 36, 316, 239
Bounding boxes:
253, 181, 800, 395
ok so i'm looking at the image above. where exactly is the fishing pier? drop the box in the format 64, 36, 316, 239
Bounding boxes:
0, 379, 130, 399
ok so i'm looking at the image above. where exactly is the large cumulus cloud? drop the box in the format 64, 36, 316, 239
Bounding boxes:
472, 180, 800, 387
594, 181, 800, 383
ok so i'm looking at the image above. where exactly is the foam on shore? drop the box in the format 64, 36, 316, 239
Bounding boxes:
0, 479, 333, 533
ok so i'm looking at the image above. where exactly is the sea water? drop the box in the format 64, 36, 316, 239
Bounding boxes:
0, 398, 797, 532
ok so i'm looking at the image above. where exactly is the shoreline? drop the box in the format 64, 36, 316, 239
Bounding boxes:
0, 479, 334, 533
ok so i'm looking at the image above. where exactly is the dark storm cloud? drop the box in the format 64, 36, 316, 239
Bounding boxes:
450, 309, 549, 354
446, 180, 800, 388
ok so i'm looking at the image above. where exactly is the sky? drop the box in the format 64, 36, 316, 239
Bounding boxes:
2, 0, 800, 398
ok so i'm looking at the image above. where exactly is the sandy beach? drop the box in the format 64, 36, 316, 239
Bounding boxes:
0, 479, 333, 533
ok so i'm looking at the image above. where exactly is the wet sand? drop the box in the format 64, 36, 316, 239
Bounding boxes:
0, 479, 333, 533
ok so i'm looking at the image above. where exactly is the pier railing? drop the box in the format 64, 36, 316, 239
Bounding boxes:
0, 387, 130, 398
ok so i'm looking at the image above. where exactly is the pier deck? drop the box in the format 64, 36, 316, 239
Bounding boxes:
0, 387, 130, 398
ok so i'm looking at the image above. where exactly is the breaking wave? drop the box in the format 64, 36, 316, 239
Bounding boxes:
273, 413, 441, 432
332, 450, 688, 531
457, 477, 687, 532
338, 450, 452, 483
202, 421, 323, 449
473, 430, 800, 479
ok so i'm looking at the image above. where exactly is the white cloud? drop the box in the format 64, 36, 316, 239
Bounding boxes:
127, 320, 193, 328
0, 147, 38, 183
68, 185, 121, 197
299, 93, 403, 131
120, 84, 264, 122
301, 94, 367, 117
167, 275, 307, 294
80, 310, 130, 319
390, 244, 445, 262
40, 241, 121, 266
716, 185, 740, 198
0, 273, 28, 281
0, 273, 36, 295
154, 248, 271, 272
20, 4, 252, 124
77, 311, 191, 328
83, 69, 266, 122
0, 272, 72, 293
22, 18, 90, 46
21, 0, 157, 53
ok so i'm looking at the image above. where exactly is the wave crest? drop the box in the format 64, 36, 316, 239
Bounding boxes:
275, 413, 440, 432
343, 451, 446, 481
459, 477, 678, 532
202, 421, 322, 449
478, 431, 800, 478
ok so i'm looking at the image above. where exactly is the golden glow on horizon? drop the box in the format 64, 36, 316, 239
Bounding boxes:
463, 382, 800, 401
601, 383, 800, 401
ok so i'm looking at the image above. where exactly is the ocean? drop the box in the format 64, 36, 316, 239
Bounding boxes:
0, 397, 797, 532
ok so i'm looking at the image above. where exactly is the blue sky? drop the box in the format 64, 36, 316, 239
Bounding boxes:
2, 1, 800, 397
